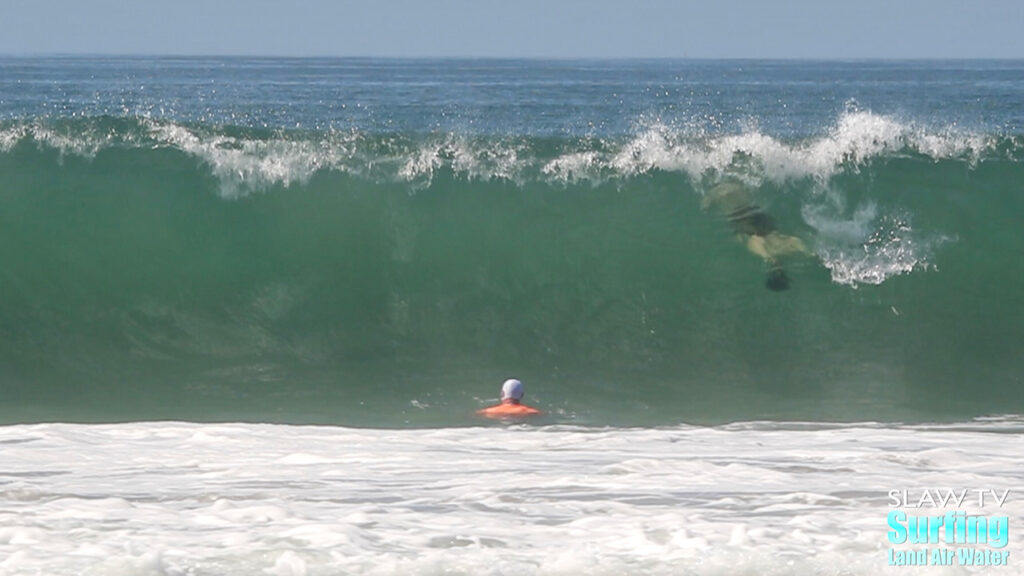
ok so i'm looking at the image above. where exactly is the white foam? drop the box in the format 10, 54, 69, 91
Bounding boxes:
2, 109, 1000, 196
0, 122, 132, 158
398, 134, 527, 187
804, 197, 951, 286
1, 420, 1021, 575
145, 121, 357, 198
0, 125, 27, 152
541, 151, 603, 184
542, 109, 995, 187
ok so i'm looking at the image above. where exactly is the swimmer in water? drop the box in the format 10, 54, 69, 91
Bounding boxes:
702, 179, 809, 291
477, 379, 541, 418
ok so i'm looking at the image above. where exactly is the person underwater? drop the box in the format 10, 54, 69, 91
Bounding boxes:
702, 179, 810, 291
477, 379, 541, 418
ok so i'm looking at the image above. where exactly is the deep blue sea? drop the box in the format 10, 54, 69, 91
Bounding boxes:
1, 58, 1023, 575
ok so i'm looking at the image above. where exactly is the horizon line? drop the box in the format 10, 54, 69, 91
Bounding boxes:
2, 52, 1023, 63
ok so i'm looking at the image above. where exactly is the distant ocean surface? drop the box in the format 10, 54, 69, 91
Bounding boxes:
1, 58, 1023, 575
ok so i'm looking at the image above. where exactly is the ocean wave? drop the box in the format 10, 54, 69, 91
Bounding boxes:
0, 112, 1008, 289
0, 110, 1009, 194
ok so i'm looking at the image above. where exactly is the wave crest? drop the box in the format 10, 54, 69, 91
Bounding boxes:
554, 110, 996, 186
1, 110, 1006, 193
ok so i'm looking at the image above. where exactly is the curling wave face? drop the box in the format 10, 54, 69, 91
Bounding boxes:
0, 109, 1012, 290
1, 58, 1023, 425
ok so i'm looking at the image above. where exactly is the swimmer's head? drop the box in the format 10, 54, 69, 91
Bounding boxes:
765, 267, 790, 291
501, 379, 524, 401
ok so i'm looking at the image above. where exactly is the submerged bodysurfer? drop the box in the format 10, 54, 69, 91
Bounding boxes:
702, 180, 809, 291
477, 379, 541, 418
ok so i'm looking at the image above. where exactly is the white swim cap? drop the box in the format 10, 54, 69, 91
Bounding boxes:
500, 379, 524, 401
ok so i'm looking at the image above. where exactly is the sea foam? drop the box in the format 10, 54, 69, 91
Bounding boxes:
0, 420, 1020, 575
0, 109, 1000, 192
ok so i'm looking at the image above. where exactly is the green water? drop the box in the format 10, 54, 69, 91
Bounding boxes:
1, 130, 1022, 426
2, 58, 1024, 426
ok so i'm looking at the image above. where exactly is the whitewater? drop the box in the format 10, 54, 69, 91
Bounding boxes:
2, 420, 1023, 576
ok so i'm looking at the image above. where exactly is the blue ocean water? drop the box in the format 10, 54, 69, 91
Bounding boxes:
1, 58, 1023, 426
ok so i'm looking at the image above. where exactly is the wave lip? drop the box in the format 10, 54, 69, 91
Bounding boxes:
144, 121, 349, 198
552, 109, 999, 186
1, 109, 1008, 193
